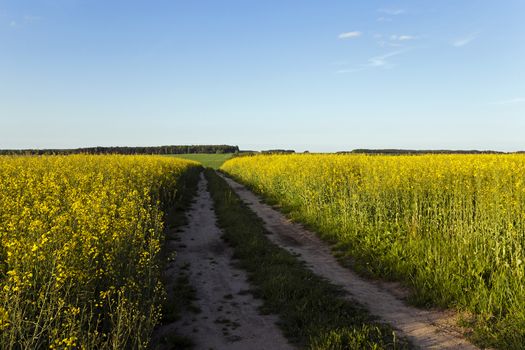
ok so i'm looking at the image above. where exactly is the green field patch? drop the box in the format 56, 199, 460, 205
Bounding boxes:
168, 154, 233, 169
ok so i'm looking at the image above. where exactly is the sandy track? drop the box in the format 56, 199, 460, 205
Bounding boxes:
221, 174, 478, 350
153, 173, 293, 350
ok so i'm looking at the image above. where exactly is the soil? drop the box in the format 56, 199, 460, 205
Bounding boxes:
152, 173, 293, 350
221, 173, 479, 350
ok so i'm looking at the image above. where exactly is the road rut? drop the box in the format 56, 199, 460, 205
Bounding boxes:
153, 173, 293, 350
221, 173, 478, 350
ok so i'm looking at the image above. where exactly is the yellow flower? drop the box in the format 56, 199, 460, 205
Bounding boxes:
0, 155, 200, 347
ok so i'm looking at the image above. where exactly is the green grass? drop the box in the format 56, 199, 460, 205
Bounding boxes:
204, 169, 409, 350
221, 154, 525, 349
168, 154, 233, 169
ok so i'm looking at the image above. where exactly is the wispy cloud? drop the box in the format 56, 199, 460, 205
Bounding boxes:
367, 50, 406, 67
492, 97, 525, 105
374, 34, 417, 48
452, 33, 478, 47
338, 31, 362, 39
3, 14, 42, 28
336, 67, 367, 74
391, 35, 416, 41
378, 8, 406, 15
337, 50, 408, 74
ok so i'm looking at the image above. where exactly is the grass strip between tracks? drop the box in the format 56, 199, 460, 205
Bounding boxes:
205, 169, 410, 350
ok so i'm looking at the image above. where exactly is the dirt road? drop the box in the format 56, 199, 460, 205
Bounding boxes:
153, 173, 293, 350
221, 174, 478, 350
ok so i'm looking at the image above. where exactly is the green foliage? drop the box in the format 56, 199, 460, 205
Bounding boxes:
169, 153, 233, 169
161, 274, 200, 324
309, 325, 404, 350
0, 145, 239, 156
205, 169, 408, 350
221, 154, 525, 349
0, 155, 200, 349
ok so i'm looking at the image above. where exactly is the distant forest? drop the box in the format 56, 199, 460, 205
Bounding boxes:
2, 146, 519, 156
347, 149, 507, 155
0, 145, 239, 155
260, 149, 296, 154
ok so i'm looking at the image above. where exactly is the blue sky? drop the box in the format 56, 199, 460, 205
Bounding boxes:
1, 0, 524, 152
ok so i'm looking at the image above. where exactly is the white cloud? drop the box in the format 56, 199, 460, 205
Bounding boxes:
492, 97, 525, 105
338, 31, 362, 39
337, 50, 407, 74
378, 8, 406, 15
3, 14, 42, 28
453, 33, 478, 47
377, 40, 400, 48
376, 17, 392, 22
367, 50, 405, 67
375, 34, 416, 48
391, 35, 416, 41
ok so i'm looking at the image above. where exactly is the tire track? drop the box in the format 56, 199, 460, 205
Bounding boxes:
153, 173, 293, 350
221, 173, 479, 350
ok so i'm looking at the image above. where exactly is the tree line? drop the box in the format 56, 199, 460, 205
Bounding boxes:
347, 149, 507, 155
0, 145, 239, 156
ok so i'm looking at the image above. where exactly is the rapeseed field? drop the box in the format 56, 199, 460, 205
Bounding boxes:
222, 154, 525, 348
0, 155, 199, 349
